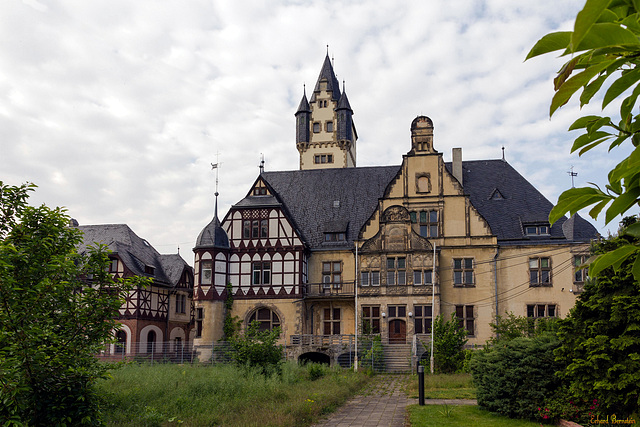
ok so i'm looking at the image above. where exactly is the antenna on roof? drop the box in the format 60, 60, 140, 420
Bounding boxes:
259, 153, 265, 174
568, 165, 578, 188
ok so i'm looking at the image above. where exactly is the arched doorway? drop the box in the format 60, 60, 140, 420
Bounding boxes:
115, 330, 127, 354
147, 330, 156, 354
299, 352, 330, 365
389, 319, 406, 344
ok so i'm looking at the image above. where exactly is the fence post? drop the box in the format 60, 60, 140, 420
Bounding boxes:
418, 365, 425, 405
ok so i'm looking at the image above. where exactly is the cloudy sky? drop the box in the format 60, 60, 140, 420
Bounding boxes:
0, 0, 629, 262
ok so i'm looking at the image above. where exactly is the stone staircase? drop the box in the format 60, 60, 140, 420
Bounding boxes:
382, 343, 412, 373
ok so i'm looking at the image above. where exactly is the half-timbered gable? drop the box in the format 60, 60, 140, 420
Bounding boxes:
77, 224, 193, 355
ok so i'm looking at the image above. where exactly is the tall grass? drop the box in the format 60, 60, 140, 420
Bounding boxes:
98, 362, 370, 427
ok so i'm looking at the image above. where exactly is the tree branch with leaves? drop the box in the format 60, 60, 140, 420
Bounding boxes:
527, 0, 640, 278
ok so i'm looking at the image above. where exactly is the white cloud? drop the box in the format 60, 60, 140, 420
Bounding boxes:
1, 0, 625, 262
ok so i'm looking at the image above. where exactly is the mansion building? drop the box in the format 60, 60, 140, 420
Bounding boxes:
190, 53, 599, 355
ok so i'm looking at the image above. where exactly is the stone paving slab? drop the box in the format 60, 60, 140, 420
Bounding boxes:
311, 375, 477, 427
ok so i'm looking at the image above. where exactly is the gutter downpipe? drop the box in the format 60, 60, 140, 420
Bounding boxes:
494, 247, 500, 337
354, 241, 359, 372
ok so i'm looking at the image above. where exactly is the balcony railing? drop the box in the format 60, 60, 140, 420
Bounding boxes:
302, 281, 355, 298
290, 334, 356, 346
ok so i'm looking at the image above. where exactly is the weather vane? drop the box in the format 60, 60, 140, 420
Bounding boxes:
568, 166, 578, 188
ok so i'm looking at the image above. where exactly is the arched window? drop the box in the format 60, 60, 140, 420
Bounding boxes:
147, 330, 156, 354
115, 330, 126, 354
249, 307, 280, 331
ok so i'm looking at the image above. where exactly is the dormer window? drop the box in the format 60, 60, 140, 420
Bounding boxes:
324, 232, 345, 242
525, 224, 550, 236
144, 265, 155, 276
108, 258, 118, 273
253, 187, 267, 196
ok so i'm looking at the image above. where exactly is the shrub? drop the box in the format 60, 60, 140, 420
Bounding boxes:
430, 313, 468, 373
471, 333, 560, 420
228, 321, 283, 375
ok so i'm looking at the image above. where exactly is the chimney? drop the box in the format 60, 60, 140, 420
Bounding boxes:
452, 148, 462, 185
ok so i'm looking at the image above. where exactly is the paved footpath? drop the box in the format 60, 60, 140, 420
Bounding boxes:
311, 375, 477, 427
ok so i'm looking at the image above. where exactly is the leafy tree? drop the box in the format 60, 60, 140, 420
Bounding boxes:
554, 223, 640, 418
228, 321, 283, 375
426, 313, 468, 373
489, 312, 559, 345
0, 182, 140, 425
526, 0, 640, 278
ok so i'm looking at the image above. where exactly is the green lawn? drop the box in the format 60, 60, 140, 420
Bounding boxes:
408, 404, 544, 426
406, 373, 476, 399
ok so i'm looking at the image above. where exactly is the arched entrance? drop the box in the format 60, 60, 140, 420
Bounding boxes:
299, 352, 330, 365
389, 319, 406, 344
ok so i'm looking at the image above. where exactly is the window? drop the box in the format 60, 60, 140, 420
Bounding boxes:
362, 306, 380, 333
524, 224, 550, 236
244, 219, 268, 239
386, 257, 406, 285
324, 232, 345, 242
417, 210, 438, 237
195, 308, 204, 338
388, 305, 406, 318
527, 304, 557, 318
361, 270, 380, 286
413, 269, 432, 285
326, 121, 333, 132
115, 330, 126, 354
414, 305, 432, 334
249, 307, 280, 331
529, 257, 551, 286
200, 260, 213, 285
455, 305, 475, 336
175, 294, 187, 314
314, 154, 334, 164
252, 262, 271, 285
147, 330, 156, 354
253, 186, 267, 195
453, 258, 474, 286
574, 255, 588, 282
144, 265, 155, 275
322, 262, 342, 288
313, 122, 320, 133
323, 307, 341, 335
108, 258, 118, 273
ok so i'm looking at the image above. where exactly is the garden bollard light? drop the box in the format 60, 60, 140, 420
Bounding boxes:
418, 365, 425, 406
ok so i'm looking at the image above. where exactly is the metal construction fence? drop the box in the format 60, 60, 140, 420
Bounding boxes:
96, 336, 427, 373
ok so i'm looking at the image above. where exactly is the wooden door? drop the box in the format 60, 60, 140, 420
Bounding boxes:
388, 319, 406, 344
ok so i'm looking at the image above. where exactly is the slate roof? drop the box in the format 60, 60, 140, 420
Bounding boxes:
231, 159, 598, 250
77, 224, 191, 288
309, 54, 342, 103
254, 166, 402, 249
194, 215, 230, 250
445, 159, 599, 244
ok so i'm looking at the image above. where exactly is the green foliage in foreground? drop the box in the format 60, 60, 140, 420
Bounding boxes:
489, 312, 558, 345
228, 320, 284, 375
471, 333, 561, 421
422, 313, 468, 374
527, 0, 640, 280
408, 404, 544, 427
0, 182, 141, 426
553, 231, 640, 419
98, 362, 370, 427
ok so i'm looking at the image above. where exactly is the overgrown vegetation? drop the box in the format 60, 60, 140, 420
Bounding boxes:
98, 362, 370, 427
228, 321, 284, 375
471, 333, 561, 421
421, 313, 468, 374
551, 225, 640, 421
0, 182, 142, 426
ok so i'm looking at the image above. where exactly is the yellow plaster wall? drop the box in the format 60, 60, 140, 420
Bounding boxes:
232, 298, 302, 345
